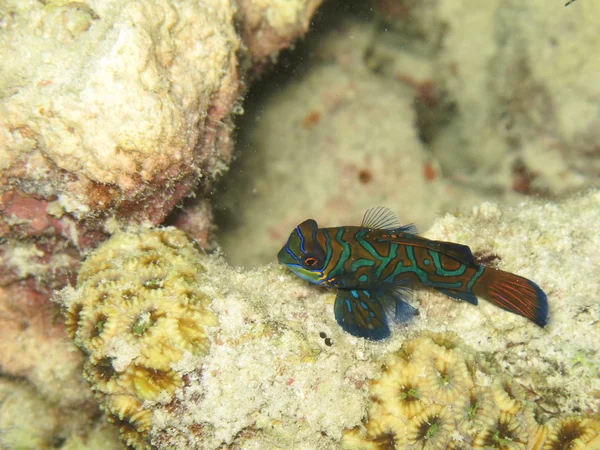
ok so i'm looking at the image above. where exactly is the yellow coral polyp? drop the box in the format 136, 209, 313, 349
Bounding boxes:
64, 301, 83, 340
364, 403, 406, 447
406, 404, 454, 449
177, 307, 218, 353
543, 417, 600, 450
421, 351, 474, 404
371, 367, 428, 419
84, 359, 122, 394
491, 379, 525, 415
123, 365, 181, 401
75, 309, 110, 357
456, 386, 496, 437
56, 227, 218, 450
341, 428, 382, 450
445, 440, 471, 450
422, 330, 463, 352
471, 411, 527, 449
529, 424, 550, 450
386, 336, 436, 367
104, 394, 151, 429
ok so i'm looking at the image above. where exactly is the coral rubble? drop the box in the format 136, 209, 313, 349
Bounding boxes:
56, 227, 218, 449
0, 0, 323, 351
218, 0, 600, 269
236, 0, 324, 63
0, 377, 122, 450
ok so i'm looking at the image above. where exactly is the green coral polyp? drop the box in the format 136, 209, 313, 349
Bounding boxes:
425, 421, 439, 439
439, 373, 450, 386
400, 388, 419, 400
142, 278, 163, 289
95, 316, 107, 335
466, 400, 480, 421
132, 313, 153, 336
493, 431, 514, 446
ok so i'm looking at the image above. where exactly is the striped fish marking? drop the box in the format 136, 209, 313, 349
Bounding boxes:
277, 207, 548, 340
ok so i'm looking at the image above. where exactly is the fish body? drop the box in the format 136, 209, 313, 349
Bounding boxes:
277, 207, 548, 340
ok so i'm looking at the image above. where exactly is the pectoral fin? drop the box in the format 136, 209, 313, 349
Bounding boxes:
333, 287, 418, 340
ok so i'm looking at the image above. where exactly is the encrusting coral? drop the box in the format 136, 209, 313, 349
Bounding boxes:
342, 332, 600, 450
56, 227, 218, 450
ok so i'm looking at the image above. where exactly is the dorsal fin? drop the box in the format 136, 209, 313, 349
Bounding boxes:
387, 223, 419, 234
436, 241, 475, 265
361, 207, 418, 233
375, 234, 474, 265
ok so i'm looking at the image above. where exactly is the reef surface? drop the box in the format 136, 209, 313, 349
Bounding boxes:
2, 1, 600, 449
52, 191, 600, 449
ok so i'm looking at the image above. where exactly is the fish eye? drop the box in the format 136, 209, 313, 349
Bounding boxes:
304, 257, 318, 266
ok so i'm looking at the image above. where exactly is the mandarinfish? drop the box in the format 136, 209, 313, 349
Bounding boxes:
277, 207, 548, 340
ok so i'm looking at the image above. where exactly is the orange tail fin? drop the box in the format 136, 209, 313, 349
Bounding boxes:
473, 268, 548, 327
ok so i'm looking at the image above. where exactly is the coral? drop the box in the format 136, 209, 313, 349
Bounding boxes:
218, 0, 600, 267
0, 282, 92, 409
0, 0, 241, 241
0, 0, 324, 254
543, 417, 600, 450
0, 377, 62, 449
52, 193, 600, 449
235, 0, 324, 63
55, 227, 218, 450
373, 0, 600, 196
165, 198, 217, 250
0, 377, 122, 450
423, 193, 600, 416
59, 229, 377, 450
0, 2, 323, 441
342, 333, 600, 450
0, 0, 322, 324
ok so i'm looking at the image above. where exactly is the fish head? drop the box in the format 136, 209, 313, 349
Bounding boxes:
277, 219, 327, 285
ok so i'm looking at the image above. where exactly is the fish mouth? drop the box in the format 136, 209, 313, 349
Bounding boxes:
285, 265, 323, 285
277, 246, 296, 265
277, 247, 323, 285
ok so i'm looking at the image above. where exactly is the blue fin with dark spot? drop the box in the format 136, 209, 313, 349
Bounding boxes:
435, 288, 479, 305
333, 287, 417, 340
